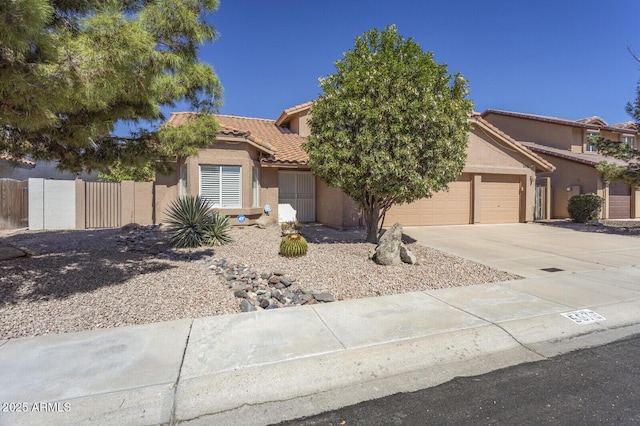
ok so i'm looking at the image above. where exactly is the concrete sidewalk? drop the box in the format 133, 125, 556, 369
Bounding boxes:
2, 224, 640, 425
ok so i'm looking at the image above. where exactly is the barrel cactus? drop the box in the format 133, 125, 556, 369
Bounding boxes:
279, 233, 308, 257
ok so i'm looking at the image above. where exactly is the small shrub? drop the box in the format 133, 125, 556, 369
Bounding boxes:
203, 210, 233, 246
165, 195, 232, 248
568, 194, 604, 223
280, 233, 308, 257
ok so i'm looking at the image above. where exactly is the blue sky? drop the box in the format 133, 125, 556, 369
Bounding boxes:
190, 0, 640, 125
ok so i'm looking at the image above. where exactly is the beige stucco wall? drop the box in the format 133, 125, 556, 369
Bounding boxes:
483, 114, 584, 151
316, 126, 540, 228
316, 180, 361, 229
154, 143, 280, 225
466, 126, 538, 222
534, 154, 602, 219
154, 163, 180, 224
287, 111, 311, 137
259, 167, 279, 221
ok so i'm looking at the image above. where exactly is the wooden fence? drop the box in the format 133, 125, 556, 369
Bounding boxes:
85, 181, 123, 228
0, 179, 28, 230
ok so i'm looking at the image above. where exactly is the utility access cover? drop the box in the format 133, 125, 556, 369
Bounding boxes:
561, 309, 606, 325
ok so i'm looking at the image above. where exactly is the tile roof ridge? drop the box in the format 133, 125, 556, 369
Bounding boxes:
282, 101, 313, 114
214, 114, 275, 122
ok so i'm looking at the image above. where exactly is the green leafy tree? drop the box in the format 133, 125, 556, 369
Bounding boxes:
0, 0, 222, 176
593, 138, 640, 186
306, 25, 473, 243
593, 49, 640, 185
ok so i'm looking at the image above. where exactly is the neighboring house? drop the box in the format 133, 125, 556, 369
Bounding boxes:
160, 103, 554, 227
0, 153, 36, 177
0, 156, 96, 181
481, 110, 640, 219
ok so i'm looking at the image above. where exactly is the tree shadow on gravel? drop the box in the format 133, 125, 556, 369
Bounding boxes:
300, 223, 417, 244
537, 220, 640, 237
0, 227, 212, 306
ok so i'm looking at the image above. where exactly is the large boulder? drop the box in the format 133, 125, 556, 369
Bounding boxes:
0, 242, 28, 261
373, 223, 416, 265
255, 214, 277, 229
373, 223, 403, 265
400, 243, 417, 265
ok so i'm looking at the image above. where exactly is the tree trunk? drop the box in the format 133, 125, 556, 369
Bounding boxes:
363, 205, 381, 244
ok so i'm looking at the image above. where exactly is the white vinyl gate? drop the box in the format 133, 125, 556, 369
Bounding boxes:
278, 171, 315, 222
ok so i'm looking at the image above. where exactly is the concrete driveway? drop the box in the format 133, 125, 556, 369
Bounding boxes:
404, 223, 640, 278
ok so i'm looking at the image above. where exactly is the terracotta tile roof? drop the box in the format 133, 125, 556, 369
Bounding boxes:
576, 116, 608, 126
482, 109, 600, 129
520, 141, 629, 167
611, 121, 638, 132
214, 115, 308, 165
166, 112, 309, 165
275, 101, 313, 126
482, 109, 638, 134
0, 152, 35, 168
470, 114, 556, 172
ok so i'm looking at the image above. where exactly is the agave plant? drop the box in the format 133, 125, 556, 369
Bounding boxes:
203, 210, 233, 246
165, 195, 232, 248
279, 233, 308, 257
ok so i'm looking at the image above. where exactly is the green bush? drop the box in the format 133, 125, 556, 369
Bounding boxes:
567, 194, 604, 223
279, 233, 308, 257
165, 195, 232, 248
203, 210, 233, 246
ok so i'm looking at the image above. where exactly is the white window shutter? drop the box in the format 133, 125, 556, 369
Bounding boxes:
199, 165, 241, 208
221, 166, 241, 207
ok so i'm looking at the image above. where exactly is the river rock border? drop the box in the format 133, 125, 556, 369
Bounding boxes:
205, 257, 335, 312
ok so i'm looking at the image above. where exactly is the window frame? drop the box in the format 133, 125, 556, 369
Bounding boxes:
179, 164, 187, 197
252, 167, 260, 207
622, 135, 634, 149
585, 131, 599, 153
199, 165, 242, 208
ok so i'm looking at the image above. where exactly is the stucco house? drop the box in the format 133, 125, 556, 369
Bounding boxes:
0, 153, 36, 177
481, 110, 640, 219
158, 102, 554, 228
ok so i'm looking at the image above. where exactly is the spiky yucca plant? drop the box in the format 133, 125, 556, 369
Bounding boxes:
165, 195, 232, 248
203, 210, 233, 246
279, 233, 308, 257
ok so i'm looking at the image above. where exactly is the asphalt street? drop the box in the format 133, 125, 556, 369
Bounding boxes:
281, 333, 640, 426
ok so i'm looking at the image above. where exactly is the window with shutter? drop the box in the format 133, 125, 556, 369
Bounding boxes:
199, 165, 241, 208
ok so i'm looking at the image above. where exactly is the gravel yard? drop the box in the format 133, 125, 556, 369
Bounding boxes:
0, 225, 520, 340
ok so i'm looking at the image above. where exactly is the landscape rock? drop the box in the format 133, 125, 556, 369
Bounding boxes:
255, 214, 278, 229
374, 223, 403, 265
233, 289, 248, 299
240, 299, 256, 312
280, 277, 292, 287
0, 245, 28, 261
260, 271, 272, 280
207, 259, 338, 312
313, 292, 335, 303
400, 243, 417, 265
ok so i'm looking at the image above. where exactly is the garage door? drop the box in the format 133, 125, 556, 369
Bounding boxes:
479, 175, 521, 224
609, 182, 631, 219
385, 174, 472, 225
